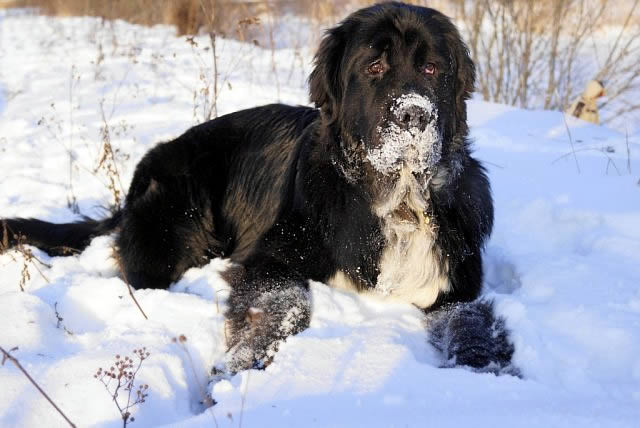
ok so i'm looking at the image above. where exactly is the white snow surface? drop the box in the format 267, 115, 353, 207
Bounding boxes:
1, 11, 640, 428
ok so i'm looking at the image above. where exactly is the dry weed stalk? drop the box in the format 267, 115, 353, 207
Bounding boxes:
96, 100, 126, 211
1, 221, 51, 291
114, 254, 149, 320
454, 0, 640, 120
560, 108, 582, 174
191, 0, 261, 122
0, 346, 77, 428
595, 0, 640, 122
94, 348, 151, 427
553, 90, 632, 176
552, 144, 625, 175
264, 1, 281, 101
195, 0, 219, 120
23, 0, 637, 123
37, 102, 82, 213
54, 302, 74, 335
173, 335, 219, 426
67, 64, 81, 214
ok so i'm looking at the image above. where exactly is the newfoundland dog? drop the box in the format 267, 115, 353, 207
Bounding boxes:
2, 2, 514, 374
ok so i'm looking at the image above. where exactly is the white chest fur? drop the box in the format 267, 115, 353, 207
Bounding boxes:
329, 169, 450, 309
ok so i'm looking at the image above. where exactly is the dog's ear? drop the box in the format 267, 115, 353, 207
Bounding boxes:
309, 25, 347, 121
450, 33, 475, 135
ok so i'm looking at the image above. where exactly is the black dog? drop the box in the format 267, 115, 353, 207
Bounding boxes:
2, 3, 514, 373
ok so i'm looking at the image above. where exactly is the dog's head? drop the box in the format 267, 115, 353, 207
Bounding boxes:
310, 3, 474, 191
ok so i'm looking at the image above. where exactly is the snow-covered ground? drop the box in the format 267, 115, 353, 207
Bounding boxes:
1, 10, 640, 428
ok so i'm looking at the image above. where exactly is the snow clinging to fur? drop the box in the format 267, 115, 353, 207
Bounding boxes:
367, 94, 442, 175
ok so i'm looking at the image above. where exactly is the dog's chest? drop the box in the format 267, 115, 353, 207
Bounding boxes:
329, 170, 450, 309
375, 214, 450, 308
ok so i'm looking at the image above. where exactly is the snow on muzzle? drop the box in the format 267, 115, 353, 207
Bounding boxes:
366, 93, 442, 175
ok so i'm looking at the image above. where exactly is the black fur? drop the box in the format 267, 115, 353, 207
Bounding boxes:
428, 300, 518, 375
1, 3, 513, 374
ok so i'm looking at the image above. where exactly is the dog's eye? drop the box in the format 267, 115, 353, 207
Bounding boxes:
423, 63, 437, 75
367, 61, 386, 75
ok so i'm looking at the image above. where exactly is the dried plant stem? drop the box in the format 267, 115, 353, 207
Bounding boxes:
265, 1, 281, 101
209, 30, 218, 118
0, 346, 77, 428
95, 348, 150, 427
54, 302, 74, 335
560, 111, 581, 174
456, 0, 639, 121
199, 0, 218, 119
173, 336, 218, 427
97, 100, 126, 210
20, 246, 51, 283
67, 65, 79, 214
115, 256, 148, 320
1, 222, 51, 291
551, 146, 622, 173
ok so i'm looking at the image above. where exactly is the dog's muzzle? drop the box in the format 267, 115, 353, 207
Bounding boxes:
366, 93, 442, 176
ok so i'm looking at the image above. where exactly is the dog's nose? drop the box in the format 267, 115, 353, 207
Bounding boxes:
394, 104, 431, 131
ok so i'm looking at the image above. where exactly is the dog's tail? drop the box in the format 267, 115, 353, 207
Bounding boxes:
1, 212, 122, 257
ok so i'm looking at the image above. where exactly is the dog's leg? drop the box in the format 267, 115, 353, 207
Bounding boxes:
223, 263, 312, 373
116, 172, 226, 290
426, 300, 517, 375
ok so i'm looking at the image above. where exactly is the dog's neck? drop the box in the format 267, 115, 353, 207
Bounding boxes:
329, 167, 450, 309
373, 168, 450, 308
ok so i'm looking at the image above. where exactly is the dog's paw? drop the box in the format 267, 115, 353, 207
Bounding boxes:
225, 286, 311, 373
225, 327, 278, 374
429, 300, 517, 375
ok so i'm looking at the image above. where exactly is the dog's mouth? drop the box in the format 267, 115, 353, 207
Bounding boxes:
366, 94, 442, 176
391, 201, 421, 225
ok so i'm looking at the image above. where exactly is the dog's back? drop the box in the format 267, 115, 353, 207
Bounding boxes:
1, 104, 318, 289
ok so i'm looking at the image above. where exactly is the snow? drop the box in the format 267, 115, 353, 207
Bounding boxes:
368, 94, 441, 175
1, 10, 640, 428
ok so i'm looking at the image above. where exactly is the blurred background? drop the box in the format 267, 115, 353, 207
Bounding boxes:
2, 0, 639, 128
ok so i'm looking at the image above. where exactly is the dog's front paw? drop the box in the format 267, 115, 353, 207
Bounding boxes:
225, 317, 278, 374
225, 286, 311, 373
429, 300, 517, 375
